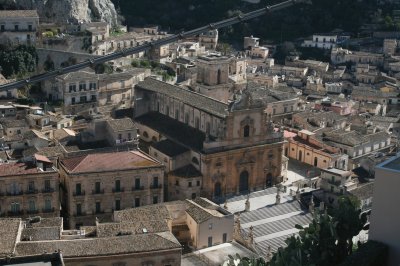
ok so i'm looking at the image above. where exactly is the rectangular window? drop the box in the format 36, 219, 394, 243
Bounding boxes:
76, 203, 82, 215
153, 176, 159, 188
223, 233, 227, 243
135, 197, 140, 207
11, 202, 20, 213
28, 25, 32, 31
69, 84, 76, 92
95, 182, 101, 193
45, 198, 52, 211
80, 96, 87, 103
135, 178, 141, 190
175, 180, 179, 186
79, 82, 86, 91
29, 200, 36, 212
209, 223, 213, 230
95, 202, 101, 213
153, 195, 158, 204
91, 95, 96, 101
115, 199, 121, 211
115, 180, 121, 192
89, 82, 97, 90
197, 180, 200, 186
71, 97, 76, 105
188, 181, 192, 188
14, 25, 19, 31
128, 133, 132, 140
28, 181, 35, 192
0, 25, 4, 32
208, 236, 213, 247
75, 183, 81, 195
44, 180, 51, 191
118, 133, 122, 140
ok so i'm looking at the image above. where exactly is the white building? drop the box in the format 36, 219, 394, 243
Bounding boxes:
302, 33, 338, 49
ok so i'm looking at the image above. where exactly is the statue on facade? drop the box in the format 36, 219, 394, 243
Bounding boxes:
245, 194, 250, 212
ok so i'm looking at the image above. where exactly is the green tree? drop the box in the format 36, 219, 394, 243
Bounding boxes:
333, 196, 367, 262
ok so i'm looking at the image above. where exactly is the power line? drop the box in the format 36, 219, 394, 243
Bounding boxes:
0, 0, 308, 91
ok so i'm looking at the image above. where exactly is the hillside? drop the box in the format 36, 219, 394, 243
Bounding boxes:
113, 0, 396, 43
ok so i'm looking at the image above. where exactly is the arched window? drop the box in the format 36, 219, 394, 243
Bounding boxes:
244, 125, 250, 138
143, 131, 149, 138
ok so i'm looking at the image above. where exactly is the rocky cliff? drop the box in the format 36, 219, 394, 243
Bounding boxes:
1, 0, 118, 27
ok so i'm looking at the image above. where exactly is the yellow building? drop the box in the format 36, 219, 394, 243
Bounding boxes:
59, 150, 164, 228
135, 78, 286, 200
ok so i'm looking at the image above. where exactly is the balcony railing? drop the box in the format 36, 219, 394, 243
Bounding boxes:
6, 191, 23, 196
75, 212, 86, 217
150, 184, 163, 189
25, 189, 39, 194
73, 191, 85, 197
132, 186, 144, 191
112, 188, 125, 193
92, 189, 105, 195
42, 188, 55, 193
8, 210, 24, 216
27, 209, 39, 215
42, 208, 55, 213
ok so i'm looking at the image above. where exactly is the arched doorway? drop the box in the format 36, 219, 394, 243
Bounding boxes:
214, 182, 222, 197
239, 171, 249, 193
298, 150, 302, 161
266, 173, 273, 187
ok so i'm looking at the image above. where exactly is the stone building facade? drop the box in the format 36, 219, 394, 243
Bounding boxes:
0, 155, 59, 218
134, 78, 285, 200
58, 150, 164, 228
0, 10, 39, 45
43, 68, 150, 116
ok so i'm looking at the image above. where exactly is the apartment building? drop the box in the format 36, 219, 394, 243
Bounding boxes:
58, 150, 164, 228
0, 10, 39, 45
0, 154, 59, 218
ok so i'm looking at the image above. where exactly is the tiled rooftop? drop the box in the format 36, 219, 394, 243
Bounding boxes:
0, 218, 21, 256
106, 118, 136, 132
0, 10, 39, 18
60, 150, 161, 174
136, 78, 228, 118
0, 162, 55, 177
15, 232, 181, 258
151, 139, 189, 157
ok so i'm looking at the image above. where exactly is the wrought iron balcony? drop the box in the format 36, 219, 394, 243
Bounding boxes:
42, 208, 55, 213
6, 191, 23, 196
92, 189, 105, 195
25, 189, 39, 194
112, 188, 125, 193
7, 210, 24, 216
27, 209, 39, 215
42, 188, 55, 193
132, 186, 144, 191
150, 184, 163, 189
73, 191, 85, 197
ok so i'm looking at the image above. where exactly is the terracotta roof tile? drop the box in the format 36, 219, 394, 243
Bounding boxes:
0, 162, 54, 177
60, 151, 162, 174
0, 10, 38, 18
